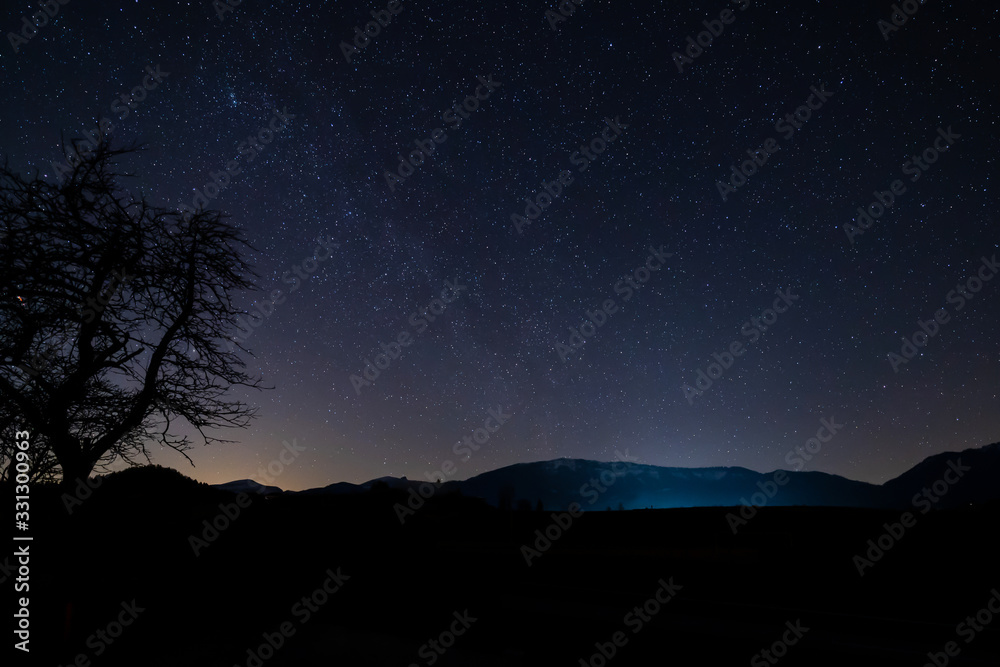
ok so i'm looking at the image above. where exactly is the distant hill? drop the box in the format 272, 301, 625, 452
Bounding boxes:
286, 475, 426, 496
286, 481, 363, 495
215, 441, 1000, 510
211, 479, 283, 495
439, 459, 886, 511
879, 441, 1000, 509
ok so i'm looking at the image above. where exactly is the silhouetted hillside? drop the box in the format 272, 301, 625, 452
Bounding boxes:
23, 467, 1000, 667
880, 441, 1000, 509
212, 479, 283, 495
226, 441, 1000, 511
439, 458, 887, 510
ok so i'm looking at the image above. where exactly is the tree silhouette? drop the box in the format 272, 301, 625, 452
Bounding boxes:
498, 483, 514, 511
0, 137, 264, 486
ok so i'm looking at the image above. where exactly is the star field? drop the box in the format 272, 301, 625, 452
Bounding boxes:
1, 0, 997, 490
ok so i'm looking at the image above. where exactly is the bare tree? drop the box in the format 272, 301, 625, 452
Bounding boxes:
0, 136, 265, 485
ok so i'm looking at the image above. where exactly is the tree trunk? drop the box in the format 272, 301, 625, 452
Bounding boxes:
55, 437, 96, 488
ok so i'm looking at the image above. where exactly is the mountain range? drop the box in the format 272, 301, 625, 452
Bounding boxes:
213, 441, 1000, 511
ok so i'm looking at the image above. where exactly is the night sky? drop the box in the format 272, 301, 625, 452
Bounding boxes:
2, 0, 997, 491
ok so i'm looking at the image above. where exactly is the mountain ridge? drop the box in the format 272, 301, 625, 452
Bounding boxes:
211, 441, 1000, 510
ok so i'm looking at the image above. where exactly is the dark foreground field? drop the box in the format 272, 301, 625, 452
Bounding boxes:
9, 469, 999, 667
